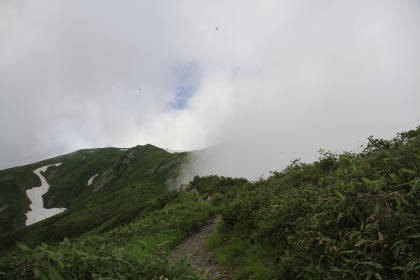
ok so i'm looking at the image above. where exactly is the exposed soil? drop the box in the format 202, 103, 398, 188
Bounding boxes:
169, 215, 231, 279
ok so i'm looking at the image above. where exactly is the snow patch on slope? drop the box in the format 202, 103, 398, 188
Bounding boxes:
25, 163, 66, 226
88, 174, 99, 186
166, 149, 188, 154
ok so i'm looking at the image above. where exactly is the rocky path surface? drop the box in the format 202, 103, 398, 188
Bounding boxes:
169, 215, 231, 279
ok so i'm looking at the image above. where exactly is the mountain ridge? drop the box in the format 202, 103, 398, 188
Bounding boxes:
0, 144, 187, 252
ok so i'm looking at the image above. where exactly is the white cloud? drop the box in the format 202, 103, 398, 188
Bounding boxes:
0, 0, 419, 175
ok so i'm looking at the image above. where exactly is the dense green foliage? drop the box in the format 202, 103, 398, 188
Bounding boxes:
0, 191, 213, 279
204, 127, 420, 279
187, 175, 249, 209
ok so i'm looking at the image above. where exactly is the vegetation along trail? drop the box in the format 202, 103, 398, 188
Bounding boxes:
169, 214, 231, 279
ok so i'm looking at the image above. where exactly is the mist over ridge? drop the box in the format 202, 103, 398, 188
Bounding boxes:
1, 0, 419, 171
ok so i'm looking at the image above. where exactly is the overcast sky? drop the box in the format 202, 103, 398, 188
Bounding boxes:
1, 1, 419, 180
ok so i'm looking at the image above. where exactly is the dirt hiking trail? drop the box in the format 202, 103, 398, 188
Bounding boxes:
169, 215, 231, 279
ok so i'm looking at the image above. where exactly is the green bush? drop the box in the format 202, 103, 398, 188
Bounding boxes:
0, 192, 213, 279
210, 126, 420, 279
0, 238, 200, 280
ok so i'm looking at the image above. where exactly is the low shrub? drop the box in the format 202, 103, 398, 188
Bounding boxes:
210, 126, 420, 279
0, 193, 213, 279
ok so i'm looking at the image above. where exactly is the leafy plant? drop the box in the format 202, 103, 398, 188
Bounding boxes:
0, 193, 212, 279
207, 126, 420, 279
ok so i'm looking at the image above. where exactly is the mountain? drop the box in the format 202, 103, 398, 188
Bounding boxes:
0, 147, 125, 233
0, 144, 187, 252
0, 127, 419, 279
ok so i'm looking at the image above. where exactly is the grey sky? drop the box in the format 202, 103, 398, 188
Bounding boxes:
1, 1, 419, 180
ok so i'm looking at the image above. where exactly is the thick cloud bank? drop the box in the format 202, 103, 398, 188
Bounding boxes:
1, 1, 419, 178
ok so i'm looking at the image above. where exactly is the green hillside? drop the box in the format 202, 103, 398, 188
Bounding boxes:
1, 190, 213, 279
0, 147, 126, 233
0, 145, 187, 253
0, 166, 38, 233
0, 127, 419, 279
200, 127, 420, 279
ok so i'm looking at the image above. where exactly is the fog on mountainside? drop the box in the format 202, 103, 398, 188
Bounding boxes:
176, 129, 367, 183
1, 1, 419, 171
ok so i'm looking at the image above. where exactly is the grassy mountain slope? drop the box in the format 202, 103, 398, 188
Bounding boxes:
196, 126, 420, 279
0, 190, 214, 279
41, 147, 128, 208
0, 148, 126, 233
0, 145, 187, 253
0, 166, 39, 233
